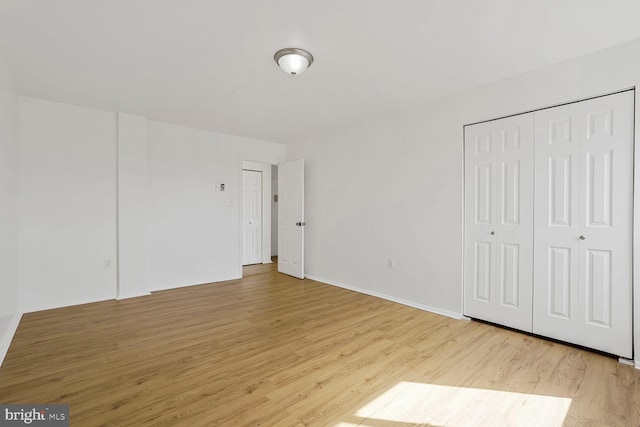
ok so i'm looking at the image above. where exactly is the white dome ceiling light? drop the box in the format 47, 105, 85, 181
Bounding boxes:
274, 48, 314, 75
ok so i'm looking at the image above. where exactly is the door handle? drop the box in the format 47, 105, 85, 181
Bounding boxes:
490, 231, 495, 235
579, 235, 586, 240
296, 222, 306, 227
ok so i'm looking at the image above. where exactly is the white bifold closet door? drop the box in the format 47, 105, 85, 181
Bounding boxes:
464, 114, 535, 333
533, 91, 633, 358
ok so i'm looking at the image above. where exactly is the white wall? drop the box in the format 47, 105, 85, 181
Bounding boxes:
19, 98, 118, 312
147, 121, 284, 291
0, 50, 20, 365
117, 113, 149, 299
288, 38, 640, 357
289, 110, 463, 318
15, 98, 285, 311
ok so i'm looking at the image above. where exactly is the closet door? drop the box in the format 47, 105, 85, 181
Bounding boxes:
533, 91, 633, 358
464, 114, 534, 332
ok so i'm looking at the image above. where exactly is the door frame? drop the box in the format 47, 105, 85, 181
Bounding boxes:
241, 161, 273, 269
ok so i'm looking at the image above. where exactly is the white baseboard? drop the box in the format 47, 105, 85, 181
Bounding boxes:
305, 274, 462, 320
22, 294, 116, 313
618, 357, 635, 367
116, 291, 151, 300
150, 275, 242, 293
636, 360, 640, 370
0, 312, 23, 368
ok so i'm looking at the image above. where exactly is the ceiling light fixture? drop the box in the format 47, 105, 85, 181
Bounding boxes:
274, 48, 314, 75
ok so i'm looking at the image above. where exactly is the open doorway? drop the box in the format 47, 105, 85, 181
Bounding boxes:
240, 160, 303, 277
241, 161, 275, 269
242, 169, 262, 265
271, 164, 278, 260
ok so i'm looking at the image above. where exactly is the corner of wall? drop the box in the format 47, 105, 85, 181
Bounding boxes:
0, 48, 21, 368
0, 312, 22, 368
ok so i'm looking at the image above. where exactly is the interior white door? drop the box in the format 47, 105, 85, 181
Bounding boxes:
533, 91, 634, 358
278, 159, 304, 279
242, 170, 262, 265
464, 114, 534, 332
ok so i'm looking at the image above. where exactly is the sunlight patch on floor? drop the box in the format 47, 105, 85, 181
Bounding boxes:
344, 381, 572, 427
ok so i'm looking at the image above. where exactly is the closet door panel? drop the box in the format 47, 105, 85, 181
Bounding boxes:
494, 115, 534, 332
576, 92, 633, 358
464, 123, 497, 323
534, 91, 633, 358
533, 105, 580, 343
464, 115, 534, 332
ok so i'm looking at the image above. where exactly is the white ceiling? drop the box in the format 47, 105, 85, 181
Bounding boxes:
1, 1, 640, 144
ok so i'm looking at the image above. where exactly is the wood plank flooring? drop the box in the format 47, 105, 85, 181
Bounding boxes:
1, 261, 639, 426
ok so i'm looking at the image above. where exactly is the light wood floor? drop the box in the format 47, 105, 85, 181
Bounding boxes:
1, 261, 639, 426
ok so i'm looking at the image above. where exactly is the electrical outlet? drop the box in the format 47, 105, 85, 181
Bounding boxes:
104, 259, 112, 269
387, 258, 395, 269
